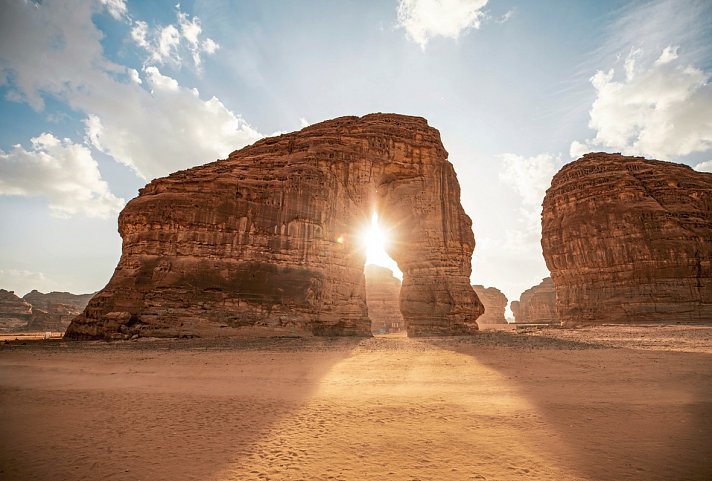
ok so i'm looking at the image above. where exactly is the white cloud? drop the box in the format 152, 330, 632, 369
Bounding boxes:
85, 67, 261, 180
0, 133, 125, 218
499, 153, 558, 208
569, 140, 589, 159
0, 0, 112, 110
601, 0, 711, 69
130, 20, 150, 49
572, 45, 712, 160
0, 0, 260, 182
98, 0, 127, 20
128, 68, 142, 85
694, 160, 712, 172
299, 117, 310, 128
397, 0, 488, 48
130, 5, 220, 68
499, 152, 558, 238
495, 9, 515, 24
655, 45, 679, 65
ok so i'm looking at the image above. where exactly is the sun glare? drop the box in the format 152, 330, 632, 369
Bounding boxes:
362, 213, 403, 279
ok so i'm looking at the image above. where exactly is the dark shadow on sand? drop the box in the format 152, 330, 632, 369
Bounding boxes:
0, 336, 362, 481
429, 330, 712, 481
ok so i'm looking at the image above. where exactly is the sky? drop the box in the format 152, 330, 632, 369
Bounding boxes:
1, 0, 711, 312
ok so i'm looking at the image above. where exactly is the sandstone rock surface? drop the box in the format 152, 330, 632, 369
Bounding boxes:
365, 265, 404, 333
23, 290, 94, 314
472, 285, 508, 324
0, 289, 33, 332
66, 114, 482, 339
510, 278, 559, 325
542, 153, 712, 326
23, 290, 94, 332
0, 289, 95, 333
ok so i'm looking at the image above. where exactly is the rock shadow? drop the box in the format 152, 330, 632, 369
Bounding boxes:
428, 331, 712, 480
0, 337, 361, 481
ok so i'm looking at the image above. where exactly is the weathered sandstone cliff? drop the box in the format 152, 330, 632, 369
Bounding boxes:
542, 153, 712, 326
510, 278, 559, 325
66, 114, 482, 339
365, 265, 404, 333
472, 285, 508, 324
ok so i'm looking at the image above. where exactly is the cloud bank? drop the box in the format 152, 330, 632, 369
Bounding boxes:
571, 46, 712, 160
0, 0, 261, 217
0, 133, 124, 218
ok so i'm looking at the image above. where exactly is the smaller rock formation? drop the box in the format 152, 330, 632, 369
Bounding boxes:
0, 289, 33, 332
0, 289, 95, 333
511, 278, 559, 325
365, 265, 404, 333
23, 290, 94, 313
472, 285, 508, 324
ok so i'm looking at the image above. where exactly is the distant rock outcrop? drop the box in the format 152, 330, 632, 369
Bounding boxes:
472, 285, 508, 324
23, 290, 94, 332
542, 153, 712, 326
365, 265, 404, 333
510, 278, 559, 325
65, 114, 483, 340
0, 289, 95, 333
23, 290, 94, 313
0, 289, 33, 332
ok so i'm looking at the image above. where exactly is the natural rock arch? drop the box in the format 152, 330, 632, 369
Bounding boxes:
66, 114, 483, 339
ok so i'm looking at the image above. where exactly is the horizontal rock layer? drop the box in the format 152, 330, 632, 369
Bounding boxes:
542, 153, 712, 326
66, 114, 482, 339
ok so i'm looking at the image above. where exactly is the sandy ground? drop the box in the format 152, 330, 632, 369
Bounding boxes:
0, 326, 710, 481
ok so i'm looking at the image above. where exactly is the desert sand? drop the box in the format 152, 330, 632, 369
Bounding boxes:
1, 326, 711, 481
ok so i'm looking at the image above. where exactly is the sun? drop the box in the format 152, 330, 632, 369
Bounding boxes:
361, 213, 403, 279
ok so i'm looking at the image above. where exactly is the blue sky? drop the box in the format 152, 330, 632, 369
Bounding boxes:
1, 0, 711, 311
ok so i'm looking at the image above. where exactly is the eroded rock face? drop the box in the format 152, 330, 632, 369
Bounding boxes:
542, 153, 712, 326
0, 289, 96, 333
0, 289, 33, 332
365, 265, 404, 333
66, 114, 482, 339
23, 290, 94, 332
472, 285, 508, 324
23, 290, 94, 313
510, 278, 559, 325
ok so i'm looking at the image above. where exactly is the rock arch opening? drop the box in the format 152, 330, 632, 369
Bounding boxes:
66, 114, 484, 340
360, 213, 405, 334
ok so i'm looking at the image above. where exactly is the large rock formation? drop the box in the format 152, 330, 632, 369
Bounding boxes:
472, 285, 508, 324
542, 153, 712, 326
66, 114, 483, 339
0, 289, 33, 332
510, 278, 559, 325
364, 265, 404, 333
